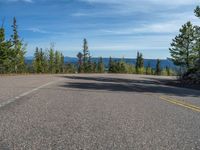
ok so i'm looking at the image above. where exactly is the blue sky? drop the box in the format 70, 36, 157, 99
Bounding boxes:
0, 0, 200, 58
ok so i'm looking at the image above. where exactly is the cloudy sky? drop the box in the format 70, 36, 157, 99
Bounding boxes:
0, 0, 200, 58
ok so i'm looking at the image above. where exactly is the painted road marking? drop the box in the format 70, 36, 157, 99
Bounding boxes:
160, 96, 200, 113
0, 80, 61, 108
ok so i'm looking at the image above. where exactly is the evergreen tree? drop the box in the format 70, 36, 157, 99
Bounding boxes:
135, 52, 140, 73
65, 63, 76, 73
92, 61, 97, 73
0, 27, 6, 72
166, 66, 171, 76
0, 24, 12, 73
33, 47, 41, 73
40, 48, 48, 73
169, 22, 196, 70
193, 26, 200, 70
83, 38, 89, 72
146, 62, 152, 75
195, 6, 200, 18
77, 52, 83, 73
155, 59, 161, 75
33, 47, 47, 73
60, 53, 65, 73
97, 57, 104, 73
48, 45, 55, 73
119, 59, 127, 73
108, 57, 114, 73
55, 50, 61, 73
135, 52, 144, 74
11, 17, 26, 73
87, 54, 93, 73
194, 7, 200, 70
42, 49, 49, 73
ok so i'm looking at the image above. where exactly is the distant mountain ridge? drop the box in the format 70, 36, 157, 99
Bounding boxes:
25, 57, 176, 69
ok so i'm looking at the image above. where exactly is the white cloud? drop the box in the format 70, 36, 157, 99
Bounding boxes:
5, 0, 33, 3
24, 27, 65, 35
26, 27, 48, 33
100, 22, 182, 35
80, 0, 198, 6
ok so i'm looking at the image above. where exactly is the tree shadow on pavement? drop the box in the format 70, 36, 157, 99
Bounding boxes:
141, 77, 200, 91
60, 75, 200, 97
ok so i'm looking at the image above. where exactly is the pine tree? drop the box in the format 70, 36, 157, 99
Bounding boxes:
135, 52, 144, 74
193, 26, 200, 70
97, 57, 104, 73
93, 61, 97, 73
0, 24, 12, 73
11, 17, 26, 73
108, 57, 113, 73
87, 54, 93, 73
33, 47, 43, 73
195, 6, 200, 18
146, 62, 152, 75
83, 38, 89, 72
169, 22, 196, 70
119, 59, 127, 73
60, 53, 65, 73
77, 52, 83, 73
194, 7, 200, 70
135, 52, 140, 73
42, 49, 49, 73
48, 45, 55, 73
55, 50, 61, 73
155, 59, 161, 75
166, 66, 171, 76
0, 27, 5, 72
39, 48, 48, 73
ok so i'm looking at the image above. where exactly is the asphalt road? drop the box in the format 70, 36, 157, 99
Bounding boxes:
0, 74, 200, 150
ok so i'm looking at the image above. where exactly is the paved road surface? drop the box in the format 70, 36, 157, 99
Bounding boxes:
0, 74, 200, 149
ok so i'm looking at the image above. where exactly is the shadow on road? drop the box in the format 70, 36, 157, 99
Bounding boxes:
60, 76, 200, 97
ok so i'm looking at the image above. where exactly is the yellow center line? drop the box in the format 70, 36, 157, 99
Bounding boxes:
160, 96, 200, 110
159, 96, 200, 113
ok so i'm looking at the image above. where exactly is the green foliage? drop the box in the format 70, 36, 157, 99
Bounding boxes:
83, 38, 89, 72
169, 6, 200, 83
193, 26, 200, 71
170, 22, 196, 70
33, 45, 68, 74
135, 52, 144, 74
195, 6, 200, 18
155, 59, 161, 75
161, 66, 175, 76
48, 45, 55, 73
0, 27, 12, 73
108, 58, 135, 74
64, 63, 76, 73
0, 18, 180, 76
33, 47, 41, 73
86, 55, 93, 73
92, 62, 97, 73
33, 48, 49, 73
11, 17, 26, 73
77, 52, 83, 73
146, 62, 152, 75
77, 38, 97, 73
60, 53, 65, 73
97, 57, 104, 73
55, 51, 61, 73
0, 17, 26, 73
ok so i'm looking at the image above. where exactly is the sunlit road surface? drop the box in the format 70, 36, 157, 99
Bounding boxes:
0, 74, 200, 149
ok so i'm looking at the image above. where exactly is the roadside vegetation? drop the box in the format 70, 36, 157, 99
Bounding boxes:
169, 6, 200, 84
0, 17, 26, 74
0, 19, 175, 76
0, 6, 199, 83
